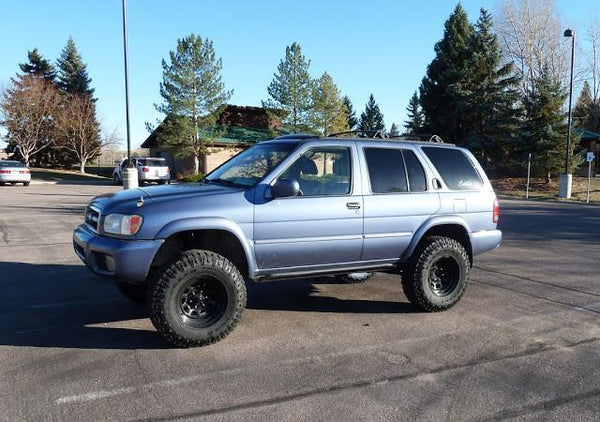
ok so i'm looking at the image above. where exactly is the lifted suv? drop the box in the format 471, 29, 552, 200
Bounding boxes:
74, 134, 501, 347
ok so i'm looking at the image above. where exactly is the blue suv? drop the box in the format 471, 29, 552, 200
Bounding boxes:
74, 134, 501, 347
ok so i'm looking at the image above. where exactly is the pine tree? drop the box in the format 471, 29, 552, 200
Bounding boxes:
262, 42, 313, 132
522, 67, 580, 181
155, 34, 232, 174
358, 94, 385, 135
404, 91, 424, 134
573, 81, 593, 129
343, 96, 358, 130
310, 72, 348, 135
419, 4, 474, 142
19, 48, 56, 82
463, 9, 521, 172
56, 37, 95, 98
389, 123, 400, 137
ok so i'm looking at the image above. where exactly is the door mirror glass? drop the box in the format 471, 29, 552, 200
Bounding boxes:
271, 178, 300, 198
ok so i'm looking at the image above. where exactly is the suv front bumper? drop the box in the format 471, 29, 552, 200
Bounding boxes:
73, 224, 163, 284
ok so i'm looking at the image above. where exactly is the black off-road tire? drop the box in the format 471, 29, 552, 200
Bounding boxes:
116, 281, 147, 305
335, 272, 374, 284
23, 182, 30, 186
402, 236, 470, 312
148, 249, 246, 348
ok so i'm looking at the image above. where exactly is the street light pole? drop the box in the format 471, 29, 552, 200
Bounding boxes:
121, 0, 138, 189
560, 28, 575, 199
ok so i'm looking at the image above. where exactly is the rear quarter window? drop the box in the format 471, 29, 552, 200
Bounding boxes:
422, 147, 482, 190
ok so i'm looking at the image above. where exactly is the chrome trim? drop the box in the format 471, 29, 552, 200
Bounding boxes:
254, 234, 362, 245
85, 205, 101, 233
363, 231, 412, 239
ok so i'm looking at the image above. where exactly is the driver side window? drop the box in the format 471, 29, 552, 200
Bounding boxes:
280, 148, 351, 196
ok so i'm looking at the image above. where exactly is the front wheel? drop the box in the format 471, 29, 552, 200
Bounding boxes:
402, 236, 470, 312
148, 250, 246, 347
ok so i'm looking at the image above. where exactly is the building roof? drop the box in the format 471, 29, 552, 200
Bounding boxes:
141, 105, 283, 149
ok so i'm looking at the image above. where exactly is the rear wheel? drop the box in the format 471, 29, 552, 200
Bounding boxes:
335, 272, 374, 284
402, 236, 470, 311
148, 249, 246, 347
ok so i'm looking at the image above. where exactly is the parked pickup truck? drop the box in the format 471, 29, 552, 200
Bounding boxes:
74, 134, 501, 347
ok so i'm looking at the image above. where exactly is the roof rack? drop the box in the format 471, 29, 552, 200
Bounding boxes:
274, 133, 320, 140
388, 134, 445, 143
326, 130, 388, 139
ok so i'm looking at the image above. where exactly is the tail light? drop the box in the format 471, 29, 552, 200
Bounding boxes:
0, 170, 10, 174
142, 167, 149, 173
493, 199, 500, 224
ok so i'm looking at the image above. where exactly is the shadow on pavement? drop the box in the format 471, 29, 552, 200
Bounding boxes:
0, 262, 414, 350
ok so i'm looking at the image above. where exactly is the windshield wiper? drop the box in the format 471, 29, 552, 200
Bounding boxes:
205, 178, 241, 187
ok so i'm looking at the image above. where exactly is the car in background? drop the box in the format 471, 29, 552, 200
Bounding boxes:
0, 160, 31, 186
112, 157, 170, 185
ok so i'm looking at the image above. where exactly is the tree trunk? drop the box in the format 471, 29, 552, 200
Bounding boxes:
80, 159, 87, 174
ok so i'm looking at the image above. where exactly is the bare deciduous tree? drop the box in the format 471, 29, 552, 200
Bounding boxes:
0, 75, 60, 166
495, 0, 569, 94
54, 94, 101, 173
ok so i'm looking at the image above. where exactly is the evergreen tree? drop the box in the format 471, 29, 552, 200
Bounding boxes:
19, 48, 56, 82
343, 96, 358, 130
262, 42, 313, 132
154, 34, 232, 174
419, 3, 474, 142
573, 81, 597, 131
389, 123, 400, 137
358, 94, 385, 135
310, 72, 348, 135
56, 37, 95, 98
404, 91, 424, 134
522, 67, 580, 181
463, 9, 521, 172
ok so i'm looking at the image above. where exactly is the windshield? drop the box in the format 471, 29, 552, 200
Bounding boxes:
205, 142, 297, 187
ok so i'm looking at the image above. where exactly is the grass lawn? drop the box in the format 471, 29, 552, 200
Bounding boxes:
492, 176, 600, 203
31, 168, 110, 182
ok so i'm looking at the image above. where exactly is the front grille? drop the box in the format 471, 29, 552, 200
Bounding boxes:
85, 206, 100, 232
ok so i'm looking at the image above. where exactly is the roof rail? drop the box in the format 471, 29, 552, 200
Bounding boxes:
274, 133, 320, 140
326, 130, 388, 138
388, 134, 445, 143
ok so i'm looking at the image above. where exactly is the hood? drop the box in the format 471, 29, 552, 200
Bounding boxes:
90, 183, 244, 213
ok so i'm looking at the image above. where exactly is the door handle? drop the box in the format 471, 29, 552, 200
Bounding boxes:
346, 202, 361, 209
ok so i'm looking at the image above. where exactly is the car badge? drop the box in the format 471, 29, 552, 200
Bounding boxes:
137, 197, 144, 207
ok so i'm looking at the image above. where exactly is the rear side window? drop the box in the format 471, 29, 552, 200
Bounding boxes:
364, 148, 407, 193
402, 150, 427, 192
422, 147, 482, 190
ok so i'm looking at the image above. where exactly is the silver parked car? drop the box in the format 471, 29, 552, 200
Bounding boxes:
0, 160, 31, 186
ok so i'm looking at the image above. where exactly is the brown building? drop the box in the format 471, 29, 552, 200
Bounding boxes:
141, 105, 282, 177
577, 129, 600, 175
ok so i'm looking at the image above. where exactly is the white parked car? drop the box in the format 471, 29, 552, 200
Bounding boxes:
113, 157, 170, 185
0, 160, 31, 186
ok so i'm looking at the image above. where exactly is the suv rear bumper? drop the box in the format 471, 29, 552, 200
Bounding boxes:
471, 229, 502, 256
73, 224, 163, 284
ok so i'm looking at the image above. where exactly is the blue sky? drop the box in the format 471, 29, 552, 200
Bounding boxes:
0, 0, 597, 149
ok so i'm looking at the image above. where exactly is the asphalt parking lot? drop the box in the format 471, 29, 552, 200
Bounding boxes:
1, 182, 599, 421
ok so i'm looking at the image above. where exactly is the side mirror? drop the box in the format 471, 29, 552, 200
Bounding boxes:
271, 178, 300, 198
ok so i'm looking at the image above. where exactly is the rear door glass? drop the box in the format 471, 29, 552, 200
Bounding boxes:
364, 148, 407, 193
422, 147, 482, 190
402, 150, 427, 192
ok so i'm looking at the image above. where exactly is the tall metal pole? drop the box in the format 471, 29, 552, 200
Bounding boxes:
122, 0, 132, 162
565, 30, 575, 174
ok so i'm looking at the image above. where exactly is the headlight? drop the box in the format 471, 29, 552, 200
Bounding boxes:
103, 214, 143, 235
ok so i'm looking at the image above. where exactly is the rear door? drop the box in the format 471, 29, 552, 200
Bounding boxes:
360, 145, 440, 261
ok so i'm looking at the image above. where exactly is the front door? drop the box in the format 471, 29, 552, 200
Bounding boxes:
253, 145, 363, 270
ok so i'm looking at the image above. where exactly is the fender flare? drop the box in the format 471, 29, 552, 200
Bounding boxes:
155, 217, 257, 276
401, 215, 472, 262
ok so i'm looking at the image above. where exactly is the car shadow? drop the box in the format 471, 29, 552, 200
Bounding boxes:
0, 262, 416, 350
